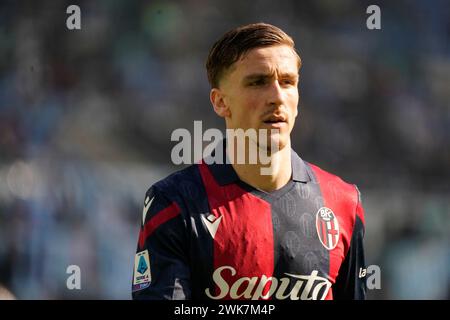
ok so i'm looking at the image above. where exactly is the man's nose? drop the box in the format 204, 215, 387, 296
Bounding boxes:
266, 80, 284, 107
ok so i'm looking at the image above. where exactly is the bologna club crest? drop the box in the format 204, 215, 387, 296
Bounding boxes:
316, 207, 340, 250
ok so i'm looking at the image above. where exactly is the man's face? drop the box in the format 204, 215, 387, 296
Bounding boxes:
214, 45, 300, 151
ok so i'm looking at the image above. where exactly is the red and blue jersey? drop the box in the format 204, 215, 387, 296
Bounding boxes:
132, 148, 366, 300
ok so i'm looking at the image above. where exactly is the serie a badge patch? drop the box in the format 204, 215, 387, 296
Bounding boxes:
316, 207, 340, 250
132, 250, 151, 292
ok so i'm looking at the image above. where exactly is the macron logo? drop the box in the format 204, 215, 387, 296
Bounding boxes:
201, 214, 223, 239
142, 196, 154, 225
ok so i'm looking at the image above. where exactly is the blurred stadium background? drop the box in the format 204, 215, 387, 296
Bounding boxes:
0, 0, 448, 299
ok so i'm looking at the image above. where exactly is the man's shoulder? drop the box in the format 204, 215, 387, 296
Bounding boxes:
147, 163, 203, 200
306, 161, 359, 200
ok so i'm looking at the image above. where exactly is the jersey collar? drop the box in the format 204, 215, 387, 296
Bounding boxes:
204, 140, 311, 186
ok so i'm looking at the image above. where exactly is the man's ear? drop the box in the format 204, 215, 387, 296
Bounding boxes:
210, 88, 231, 118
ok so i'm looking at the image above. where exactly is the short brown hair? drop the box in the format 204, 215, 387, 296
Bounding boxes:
206, 23, 301, 88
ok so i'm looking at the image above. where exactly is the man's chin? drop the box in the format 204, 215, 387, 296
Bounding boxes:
256, 134, 289, 154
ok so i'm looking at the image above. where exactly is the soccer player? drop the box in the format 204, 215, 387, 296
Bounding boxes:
132, 23, 367, 300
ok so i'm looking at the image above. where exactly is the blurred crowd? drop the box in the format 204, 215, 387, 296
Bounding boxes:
0, 0, 448, 299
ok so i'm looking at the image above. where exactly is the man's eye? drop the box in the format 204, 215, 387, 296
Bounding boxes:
249, 79, 265, 86
281, 79, 295, 86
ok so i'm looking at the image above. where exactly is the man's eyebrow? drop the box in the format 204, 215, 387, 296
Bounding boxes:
243, 72, 298, 81
243, 73, 273, 81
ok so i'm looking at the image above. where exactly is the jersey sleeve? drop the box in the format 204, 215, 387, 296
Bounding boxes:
332, 186, 367, 300
131, 186, 191, 300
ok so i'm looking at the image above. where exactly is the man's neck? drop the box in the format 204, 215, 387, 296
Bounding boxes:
228, 139, 292, 192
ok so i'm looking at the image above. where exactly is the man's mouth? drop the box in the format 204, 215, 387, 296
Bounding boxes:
263, 115, 287, 125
